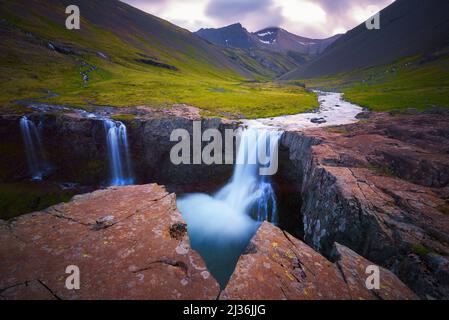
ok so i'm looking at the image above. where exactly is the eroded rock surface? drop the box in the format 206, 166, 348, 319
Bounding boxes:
221, 222, 417, 300
280, 112, 449, 299
0, 184, 220, 300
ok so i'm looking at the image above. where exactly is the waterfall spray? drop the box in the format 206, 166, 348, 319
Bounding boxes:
177, 124, 281, 287
215, 126, 280, 223
104, 120, 134, 186
20, 116, 48, 180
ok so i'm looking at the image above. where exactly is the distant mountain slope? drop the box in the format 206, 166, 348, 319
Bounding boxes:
196, 23, 256, 49
0, 0, 250, 77
254, 27, 340, 56
196, 23, 340, 77
283, 0, 449, 79
196, 23, 339, 55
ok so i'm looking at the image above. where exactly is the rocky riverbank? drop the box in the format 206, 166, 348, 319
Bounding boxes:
1, 103, 448, 299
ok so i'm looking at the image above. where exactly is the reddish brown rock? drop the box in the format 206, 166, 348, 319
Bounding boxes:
280, 112, 449, 299
220, 222, 417, 300
0, 184, 220, 300
333, 243, 417, 300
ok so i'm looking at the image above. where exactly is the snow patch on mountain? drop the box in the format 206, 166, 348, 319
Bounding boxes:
257, 31, 274, 37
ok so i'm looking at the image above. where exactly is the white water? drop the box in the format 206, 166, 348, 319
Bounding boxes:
177, 91, 363, 287
20, 103, 136, 186
104, 120, 134, 186
215, 127, 281, 223
177, 126, 281, 287
20, 116, 48, 180
247, 91, 363, 130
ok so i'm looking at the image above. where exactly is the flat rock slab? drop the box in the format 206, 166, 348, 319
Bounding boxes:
221, 222, 417, 300
0, 184, 219, 300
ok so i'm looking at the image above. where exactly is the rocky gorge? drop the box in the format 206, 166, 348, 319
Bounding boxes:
0, 184, 416, 300
1, 101, 449, 300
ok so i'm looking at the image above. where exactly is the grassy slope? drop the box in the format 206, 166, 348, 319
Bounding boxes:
221, 47, 300, 79
0, 181, 76, 220
0, 0, 317, 119
299, 51, 449, 112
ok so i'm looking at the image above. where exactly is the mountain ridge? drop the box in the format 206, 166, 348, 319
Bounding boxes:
195, 22, 340, 77
196, 23, 341, 55
282, 0, 449, 79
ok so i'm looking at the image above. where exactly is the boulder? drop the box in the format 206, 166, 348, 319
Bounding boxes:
220, 222, 417, 300
0, 184, 220, 300
310, 117, 327, 124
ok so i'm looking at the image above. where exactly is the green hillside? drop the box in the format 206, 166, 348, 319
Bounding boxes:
297, 50, 449, 112
0, 0, 317, 118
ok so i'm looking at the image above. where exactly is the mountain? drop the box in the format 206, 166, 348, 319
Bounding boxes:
196, 23, 340, 77
196, 24, 340, 56
196, 23, 256, 49
283, 0, 449, 79
254, 27, 340, 56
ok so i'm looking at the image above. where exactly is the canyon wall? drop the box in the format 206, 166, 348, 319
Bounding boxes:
280, 113, 449, 299
2, 110, 449, 299
0, 112, 236, 189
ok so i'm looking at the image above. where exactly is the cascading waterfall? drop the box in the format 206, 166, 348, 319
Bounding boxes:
20, 116, 48, 180
177, 124, 281, 287
104, 120, 134, 186
215, 126, 280, 224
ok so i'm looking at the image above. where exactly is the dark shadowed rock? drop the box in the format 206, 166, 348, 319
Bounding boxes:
355, 112, 372, 119
220, 222, 417, 300
0, 184, 220, 300
135, 58, 178, 71
311, 117, 327, 124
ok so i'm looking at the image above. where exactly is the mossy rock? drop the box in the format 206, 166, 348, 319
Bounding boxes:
410, 244, 432, 257
111, 114, 136, 122
0, 182, 75, 220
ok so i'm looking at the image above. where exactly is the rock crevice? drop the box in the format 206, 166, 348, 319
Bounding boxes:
221, 222, 417, 300
280, 112, 449, 299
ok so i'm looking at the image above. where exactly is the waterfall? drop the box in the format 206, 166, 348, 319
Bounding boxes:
104, 120, 134, 186
20, 116, 48, 181
215, 126, 281, 224
177, 124, 281, 287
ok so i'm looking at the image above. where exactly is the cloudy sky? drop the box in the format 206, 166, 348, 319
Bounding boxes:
121, 0, 395, 38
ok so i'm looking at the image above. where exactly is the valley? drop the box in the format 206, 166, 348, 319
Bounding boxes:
1, 0, 449, 302
0, 0, 317, 119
